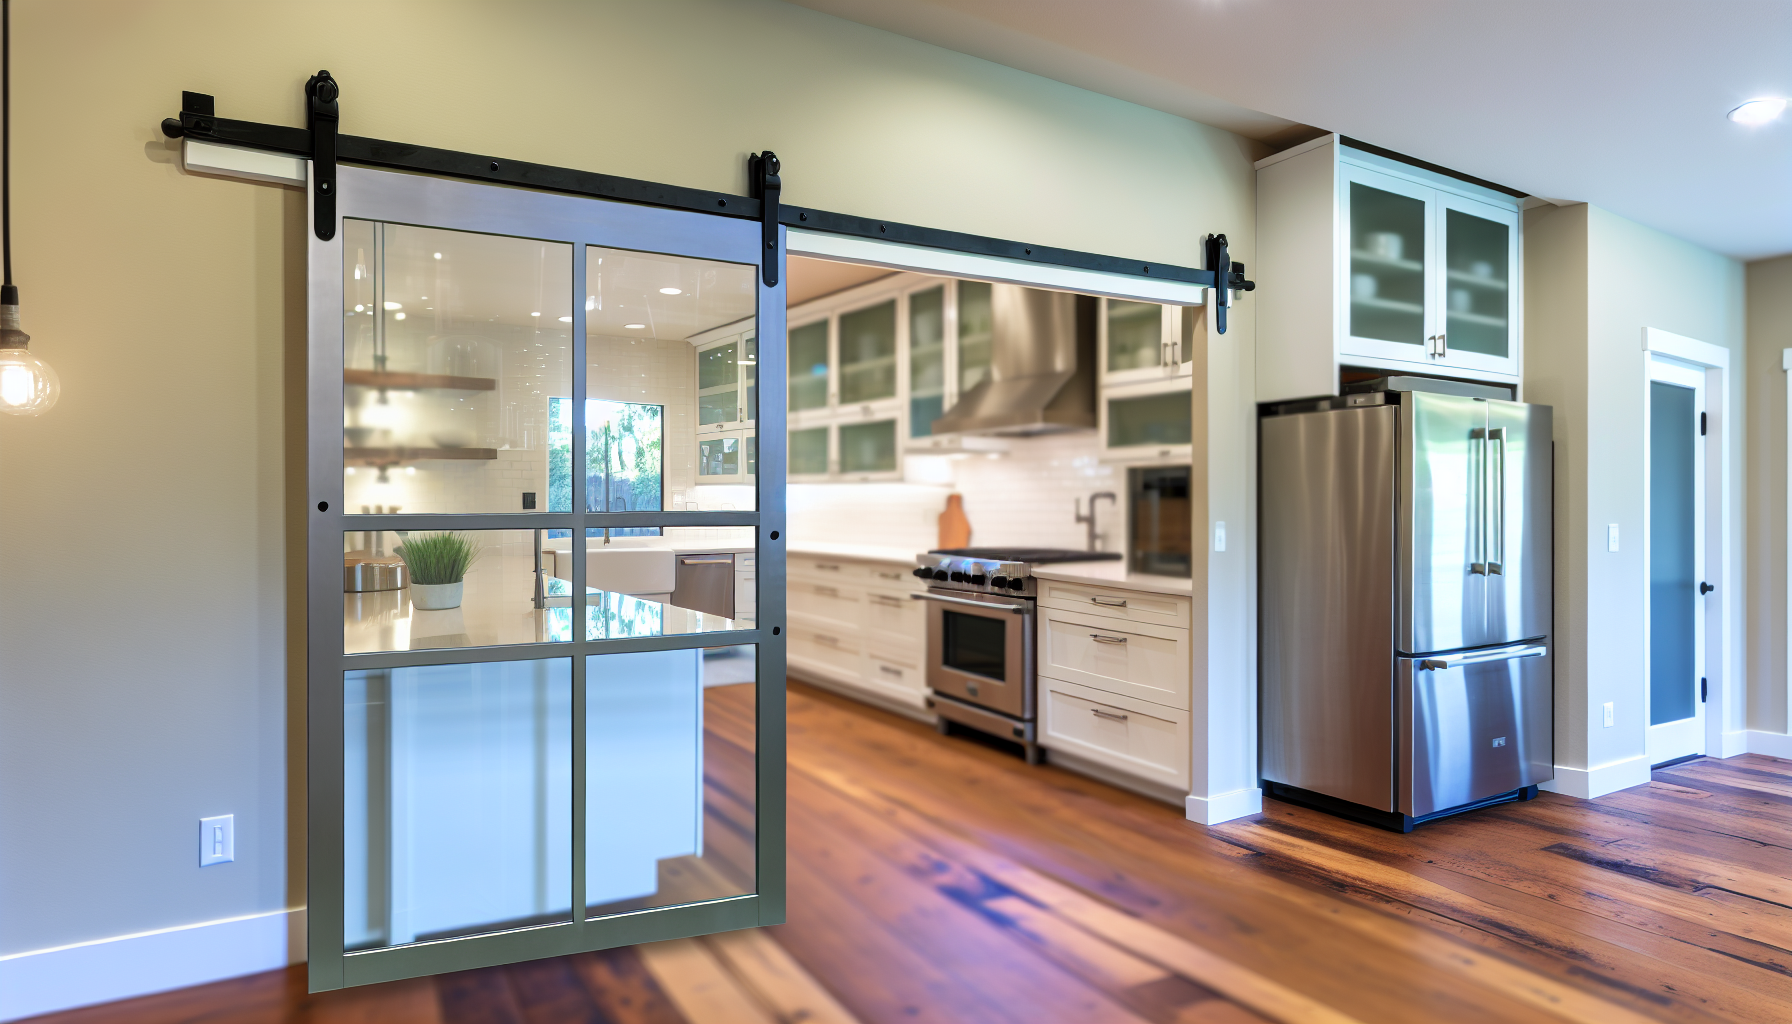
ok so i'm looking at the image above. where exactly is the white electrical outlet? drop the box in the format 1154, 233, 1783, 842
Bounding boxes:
1213, 521, 1227, 552
1602, 702, 1615, 728
1607, 524, 1620, 552
200, 814, 235, 867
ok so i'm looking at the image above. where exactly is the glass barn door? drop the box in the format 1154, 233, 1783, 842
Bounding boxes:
310, 165, 785, 990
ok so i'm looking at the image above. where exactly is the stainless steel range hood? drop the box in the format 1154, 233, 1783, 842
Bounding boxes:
930, 285, 1097, 436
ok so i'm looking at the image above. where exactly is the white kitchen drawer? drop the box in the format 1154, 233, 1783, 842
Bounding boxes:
1040, 608, 1190, 709
1038, 579, 1191, 631
1042, 677, 1190, 790
865, 563, 921, 589
787, 579, 861, 628
788, 557, 869, 583
862, 589, 925, 645
865, 651, 925, 693
788, 620, 861, 676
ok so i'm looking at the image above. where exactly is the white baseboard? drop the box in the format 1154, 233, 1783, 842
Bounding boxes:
1721, 730, 1749, 758
1044, 748, 1187, 807
1185, 786, 1264, 825
0, 908, 305, 1022
1539, 754, 1652, 799
1745, 730, 1792, 758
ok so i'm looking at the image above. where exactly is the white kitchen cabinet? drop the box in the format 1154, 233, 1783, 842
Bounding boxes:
1256, 134, 1524, 403
1041, 678, 1191, 791
786, 552, 929, 713
1096, 298, 1199, 464
1099, 298, 1196, 387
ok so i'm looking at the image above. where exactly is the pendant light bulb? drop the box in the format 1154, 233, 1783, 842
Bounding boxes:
0, 285, 57, 416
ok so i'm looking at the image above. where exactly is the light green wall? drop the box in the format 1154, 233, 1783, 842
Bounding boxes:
1745, 255, 1792, 737
0, 0, 1257, 955
1524, 203, 1745, 780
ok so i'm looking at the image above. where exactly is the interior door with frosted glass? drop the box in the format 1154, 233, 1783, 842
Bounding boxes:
311, 165, 784, 990
1646, 360, 1705, 764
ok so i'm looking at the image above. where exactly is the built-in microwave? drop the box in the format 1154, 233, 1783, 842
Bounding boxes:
1128, 464, 1192, 577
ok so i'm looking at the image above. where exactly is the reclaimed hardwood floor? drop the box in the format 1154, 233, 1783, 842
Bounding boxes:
29, 681, 1792, 1024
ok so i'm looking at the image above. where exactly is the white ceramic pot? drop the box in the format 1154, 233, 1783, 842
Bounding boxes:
411, 581, 464, 610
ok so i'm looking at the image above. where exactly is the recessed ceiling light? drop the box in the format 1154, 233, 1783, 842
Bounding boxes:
433, 252, 442, 260
354, 304, 364, 312
395, 312, 406, 320
624, 323, 647, 329
558, 316, 572, 323
659, 287, 682, 295
1728, 97, 1787, 125
531, 311, 541, 317
383, 301, 402, 310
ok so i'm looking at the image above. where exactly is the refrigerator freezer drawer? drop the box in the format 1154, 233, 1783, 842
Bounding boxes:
1400, 642, 1553, 818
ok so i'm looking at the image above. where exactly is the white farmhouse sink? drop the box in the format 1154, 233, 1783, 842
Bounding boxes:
542, 541, 676, 598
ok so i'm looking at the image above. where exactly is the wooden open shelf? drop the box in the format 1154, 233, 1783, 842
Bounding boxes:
345, 446, 499, 464
343, 369, 497, 392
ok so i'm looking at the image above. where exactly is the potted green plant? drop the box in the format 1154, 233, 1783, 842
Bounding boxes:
396, 531, 482, 610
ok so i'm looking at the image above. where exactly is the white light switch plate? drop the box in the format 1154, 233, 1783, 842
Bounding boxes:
1607, 524, 1620, 552
200, 814, 234, 867
1213, 521, 1227, 552
1602, 702, 1615, 728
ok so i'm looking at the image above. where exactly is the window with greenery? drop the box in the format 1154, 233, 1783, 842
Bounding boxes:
549, 398, 664, 536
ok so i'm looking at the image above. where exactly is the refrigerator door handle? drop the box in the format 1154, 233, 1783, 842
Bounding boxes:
1486, 427, 1506, 575
1418, 642, 1547, 671
1469, 427, 1488, 575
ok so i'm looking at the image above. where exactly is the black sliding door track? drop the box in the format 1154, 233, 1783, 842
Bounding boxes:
162, 91, 1253, 296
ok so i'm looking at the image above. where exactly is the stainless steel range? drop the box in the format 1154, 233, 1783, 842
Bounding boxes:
910, 546, 1121, 763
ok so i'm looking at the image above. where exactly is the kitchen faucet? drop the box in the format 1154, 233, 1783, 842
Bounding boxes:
1075, 491, 1117, 552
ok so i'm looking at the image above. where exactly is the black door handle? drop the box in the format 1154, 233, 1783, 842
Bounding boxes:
1699, 582, 1715, 595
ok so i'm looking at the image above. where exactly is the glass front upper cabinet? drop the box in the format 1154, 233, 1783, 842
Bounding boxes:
1339, 158, 1518, 377
788, 319, 830, 414
909, 285, 946, 437
1099, 299, 1195, 386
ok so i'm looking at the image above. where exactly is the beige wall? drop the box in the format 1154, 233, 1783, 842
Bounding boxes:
1524, 203, 1746, 786
1746, 255, 1792, 738
0, 0, 1257, 957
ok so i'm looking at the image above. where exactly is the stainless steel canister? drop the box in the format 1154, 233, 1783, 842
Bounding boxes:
345, 556, 408, 593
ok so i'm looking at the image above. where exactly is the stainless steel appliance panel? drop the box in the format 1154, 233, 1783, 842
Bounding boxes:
1399, 642, 1552, 817
921, 590, 1035, 719
1484, 400, 1552, 645
1400, 392, 1490, 653
1259, 406, 1399, 810
672, 553, 735, 619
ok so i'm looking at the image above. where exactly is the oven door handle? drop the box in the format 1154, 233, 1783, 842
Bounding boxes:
910, 592, 1031, 615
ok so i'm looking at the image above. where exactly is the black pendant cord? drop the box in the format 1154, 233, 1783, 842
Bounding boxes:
3, 0, 13, 296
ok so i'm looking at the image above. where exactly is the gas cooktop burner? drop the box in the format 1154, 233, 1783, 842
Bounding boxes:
930, 547, 1121, 565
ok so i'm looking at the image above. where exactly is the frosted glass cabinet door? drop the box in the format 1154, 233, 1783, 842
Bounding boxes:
909, 286, 946, 437
1341, 166, 1432, 357
1436, 193, 1519, 373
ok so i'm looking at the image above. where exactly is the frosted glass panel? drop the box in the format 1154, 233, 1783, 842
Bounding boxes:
840, 419, 898, 474
910, 286, 945, 437
344, 658, 572, 951
958, 281, 993, 394
1107, 300, 1162, 371
587, 648, 756, 915
789, 320, 829, 412
1348, 183, 1426, 346
342, 220, 571, 514
1444, 209, 1510, 357
790, 425, 828, 475
839, 300, 897, 404
1107, 391, 1191, 448
1650, 382, 1696, 726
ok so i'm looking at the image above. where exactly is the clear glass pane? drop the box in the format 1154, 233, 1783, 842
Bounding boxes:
1107, 300, 1163, 372
586, 647, 755, 916
790, 425, 828, 475
910, 287, 945, 437
840, 419, 898, 474
745, 435, 757, 477
1650, 382, 1696, 726
789, 320, 829, 412
546, 398, 664, 522
588, 247, 756, 515
1348, 183, 1426, 346
344, 658, 572, 951
1107, 391, 1191, 448
582, 530, 744, 640
839, 300, 897, 404
743, 334, 757, 422
958, 281, 993, 394
1444, 209, 1510, 358
698, 435, 740, 478
345, 529, 573, 653
342, 220, 572, 515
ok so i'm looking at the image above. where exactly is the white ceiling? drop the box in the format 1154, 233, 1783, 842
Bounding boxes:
794, 0, 1792, 261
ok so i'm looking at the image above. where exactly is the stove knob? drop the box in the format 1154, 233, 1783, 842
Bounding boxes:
949, 571, 965, 582
1007, 577, 1026, 591
933, 569, 950, 581
912, 567, 931, 578
990, 574, 1009, 589
970, 573, 987, 586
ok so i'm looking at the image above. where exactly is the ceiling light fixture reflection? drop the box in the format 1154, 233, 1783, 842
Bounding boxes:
394, 312, 406, 320
432, 252, 442, 260
383, 301, 402, 311
623, 323, 646, 330
1728, 97, 1787, 125
354, 304, 364, 312
558, 315, 572, 322
531, 311, 540, 317
659, 287, 682, 295
585, 295, 596, 311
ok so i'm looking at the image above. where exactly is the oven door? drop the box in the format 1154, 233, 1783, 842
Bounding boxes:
919, 590, 1035, 719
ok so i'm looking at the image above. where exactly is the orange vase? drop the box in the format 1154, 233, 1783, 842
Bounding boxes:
938, 493, 972, 549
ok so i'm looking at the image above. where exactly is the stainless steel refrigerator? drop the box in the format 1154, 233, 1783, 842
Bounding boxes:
1259, 379, 1552, 831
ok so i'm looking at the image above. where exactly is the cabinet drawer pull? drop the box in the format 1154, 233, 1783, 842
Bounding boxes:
1091, 708, 1129, 722
874, 570, 903, 581
814, 585, 839, 598
814, 563, 841, 572
869, 594, 906, 607
1090, 633, 1129, 644
680, 556, 733, 565
1090, 596, 1129, 607
878, 664, 903, 676
814, 634, 839, 645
